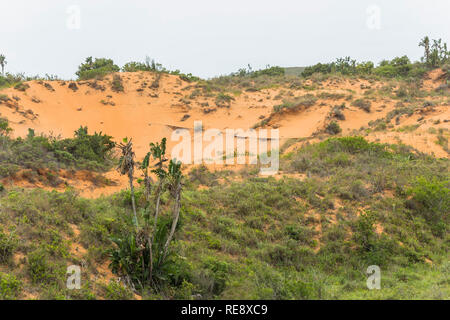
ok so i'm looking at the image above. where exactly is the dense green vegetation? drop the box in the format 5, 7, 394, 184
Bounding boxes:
301, 56, 429, 79
76, 57, 120, 80
302, 37, 449, 80
75, 55, 200, 82
0, 121, 115, 179
122, 57, 162, 73
0, 136, 447, 299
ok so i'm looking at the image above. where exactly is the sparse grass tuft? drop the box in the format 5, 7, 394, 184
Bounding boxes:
352, 99, 371, 112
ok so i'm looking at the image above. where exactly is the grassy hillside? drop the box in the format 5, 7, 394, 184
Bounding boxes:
0, 136, 448, 300
0, 37, 448, 299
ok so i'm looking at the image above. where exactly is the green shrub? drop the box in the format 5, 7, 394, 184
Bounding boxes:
0, 117, 12, 136
0, 73, 32, 89
109, 233, 145, 284
318, 136, 390, 156
176, 72, 200, 82
325, 121, 342, 135
0, 94, 9, 103
302, 62, 334, 77
273, 94, 317, 113
264, 241, 315, 269
14, 82, 30, 92
76, 57, 120, 80
352, 212, 398, 266
407, 177, 449, 235
351, 180, 369, 199
352, 212, 376, 251
27, 249, 64, 284
111, 74, 124, 92
301, 50, 431, 80
285, 224, 317, 246
352, 99, 371, 112
188, 165, 218, 187
215, 93, 235, 107
102, 281, 134, 300
303, 57, 370, 77
251, 66, 285, 77
0, 273, 22, 300
0, 228, 18, 263
374, 56, 412, 78
108, 228, 189, 289
329, 104, 346, 120
200, 257, 230, 296
0, 126, 115, 178
386, 106, 415, 122
122, 61, 152, 72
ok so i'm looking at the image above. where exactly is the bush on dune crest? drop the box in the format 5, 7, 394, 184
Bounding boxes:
76, 57, 120, 80
301, 37, 449, 80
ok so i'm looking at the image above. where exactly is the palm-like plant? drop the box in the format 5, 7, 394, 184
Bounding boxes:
142, 137, 167, 201
111, 137, 183, 289
141, 152, 153, 202
0, 54, 6, 75
117, 138, 138, 228
142, 137, 168, 283
419, 36, 430, 65
160, 159, 183, 264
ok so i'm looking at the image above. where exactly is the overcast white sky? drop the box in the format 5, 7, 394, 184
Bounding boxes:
1, 0, 449, 79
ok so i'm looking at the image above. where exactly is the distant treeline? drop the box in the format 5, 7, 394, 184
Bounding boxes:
0, 36, 448, 88
301, 37, 449, 79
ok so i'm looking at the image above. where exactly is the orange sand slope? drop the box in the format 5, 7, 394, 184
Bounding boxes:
0, 69, 449, 196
